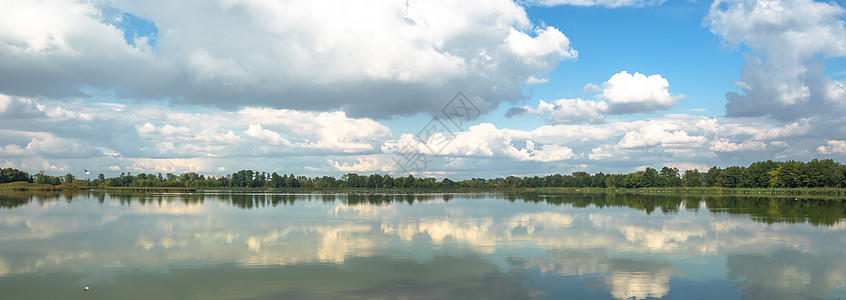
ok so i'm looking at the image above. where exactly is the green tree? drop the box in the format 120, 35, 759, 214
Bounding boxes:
591, 172, 607, 188
705, 167, 723, 187
0, 168, 32, 183
659, 167, 682, 187
722, 166, 745, 188
606, 174, 624, 188
285, 173, 300, 188
642, 168, 658, 187
623, 172, 643, 188
744, 160, 778, 188
682, 169, 702, 187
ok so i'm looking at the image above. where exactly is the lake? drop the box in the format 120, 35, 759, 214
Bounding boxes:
1, 191, 845, 299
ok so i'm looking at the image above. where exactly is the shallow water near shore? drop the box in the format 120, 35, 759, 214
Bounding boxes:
1, 191, 845, 299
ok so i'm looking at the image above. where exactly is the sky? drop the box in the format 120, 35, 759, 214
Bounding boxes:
1, 0, 846, 179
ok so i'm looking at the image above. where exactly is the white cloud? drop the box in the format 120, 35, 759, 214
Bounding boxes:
707, 0, 846, 120
442, 123, 576, 162
505, 26, 577, 63
0, 160, 13, 169
509, 71, 680, 123
663, 162, 710, 172
525, 0, 667, 8
330, 156, 393, 173
583, 83, 602, 93
385, 123, 575, 162
237, 108, 391, 153
128, 158, 218, 173
589, 147, 612, 160
617, 123, 706, 149
518, 141, 576, 162
130, 107, 393, 158
0, 144, 26, 157
1, 92, 843, 177
0, 95, 400, 175
750, 121, 810, 141
244, 124, 290, 146
526, 75, 550, 85
0, 0, 577, 118
711, 138, 766, 152
598, 71, 683, 114
0, 94, 11, 113
508, 98, 608, 124
20, 133, 103, 159
0, 0, 160, 96
817, 140, 846, 155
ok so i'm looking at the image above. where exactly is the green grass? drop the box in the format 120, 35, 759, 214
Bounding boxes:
0, 181, 85, 191
103, 186, 197, 192
524, 186, 846, 199
4, 181, 846, 198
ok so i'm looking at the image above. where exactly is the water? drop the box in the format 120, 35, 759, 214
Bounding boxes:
1, 191, 845, 299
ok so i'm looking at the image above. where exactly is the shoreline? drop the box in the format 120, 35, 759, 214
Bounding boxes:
4, 182, 846, 198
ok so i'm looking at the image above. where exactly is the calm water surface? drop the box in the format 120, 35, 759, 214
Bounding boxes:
1, 191, 845, 299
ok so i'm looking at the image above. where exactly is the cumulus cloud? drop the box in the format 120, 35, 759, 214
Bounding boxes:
582, 83, 602, 93
589, 147, 612, 160
137, 109, 392, 157
508, 71, 681, 124
0, 94, 64, 120
817, 140, 846, 155
384, 123, 575, 162
524, 0, 667, 8
617, 123, 706, 149
1, 93, 842, 177
663, 162, 710, 172
507, 98, 608, 124
0, 144, 26, 157
597, 71, 683, 114
244, 124, 289, 147
711, 138, 767, 152
330, 157, 393, 173
706, 0, 846, 120
0, 0, 577, 118
0, 131, 103, 159
0, 94, 399, 174
0, 0, 161, 98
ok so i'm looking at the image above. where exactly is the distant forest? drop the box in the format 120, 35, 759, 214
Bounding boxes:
2, 159, 846, 189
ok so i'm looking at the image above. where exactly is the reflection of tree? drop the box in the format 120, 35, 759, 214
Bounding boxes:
727, 249, 846, 299
507, 193, 846, 227
3, 191, 845, 227
506, 193, 692, 215
706, 197, 846, 226
0, 193, 29, 209
1, 191, 83, 209
110, 192, 207, 207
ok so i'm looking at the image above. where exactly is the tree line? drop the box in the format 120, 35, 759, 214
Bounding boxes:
2, 159, 846, 189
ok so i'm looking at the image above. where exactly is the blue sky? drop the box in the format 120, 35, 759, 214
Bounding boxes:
1, 0, 846, 179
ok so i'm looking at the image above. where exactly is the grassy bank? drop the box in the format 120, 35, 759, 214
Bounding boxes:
0, 181, 86, 191
103, 187, 198, 192
525, 186, 846, 198
4, 181, 846, 198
